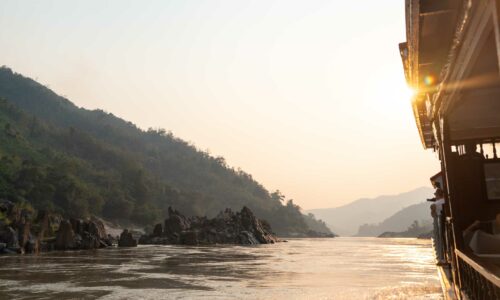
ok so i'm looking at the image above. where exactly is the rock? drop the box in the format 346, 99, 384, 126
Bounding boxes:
18, 221, 31, 250
80, 232, 100, 249
240, 206, 278, 244
152, 223, 163, 237
140, 206, 279, 246
2, 247, 18, 254
239, 231, 259, 245
0, 201, 16, 222
73, 234, 82, 246
118, 229, 138, 247
89, 218, 107, 240
65, 218, 111, 249
24, 235, 38, 254
2, 210, 113, 254
0, 201, 13, 221
55, 220, 76, 250
0, 226, 20, 249
39, 238, 56, 252
179, 231, 198, 245
34, 210, 50, 240
216, 208, 234, 222
164, 207, 190, 236
106, 234, 116, 246
70, 218, 84, 235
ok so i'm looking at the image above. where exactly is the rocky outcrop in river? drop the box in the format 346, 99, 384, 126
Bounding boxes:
54, 218, 113, 250
0, 200, 113, 254
0, 201, 44, 254
1, 200, 279, 253
140, 206, 280, 245
118, 229, 138, 247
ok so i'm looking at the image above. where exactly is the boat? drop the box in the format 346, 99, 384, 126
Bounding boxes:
400, 0, 500, 299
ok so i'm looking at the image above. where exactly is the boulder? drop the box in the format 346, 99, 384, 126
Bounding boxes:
239, 231, 259, 245
88, 220, 106, 240
105, 234, 116, 246
64, 218, 111, 249
152, 223, 163, 237
179, 230, 198, 245
164, 207, 190, 236
55, 220, 76, 250
80, 232, 100, 249
0, 226, 20, 249
240, 206, 277, 244
118, 229, 138, 247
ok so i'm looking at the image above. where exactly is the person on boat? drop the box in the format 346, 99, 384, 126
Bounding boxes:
462, 142, 484, 160
431, 188, 446, 264
429, 173, 447, 264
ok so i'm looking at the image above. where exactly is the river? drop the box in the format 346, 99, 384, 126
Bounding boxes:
0, 238, 441, 299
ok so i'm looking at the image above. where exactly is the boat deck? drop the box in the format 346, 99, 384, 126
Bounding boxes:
437, 264, 457, 300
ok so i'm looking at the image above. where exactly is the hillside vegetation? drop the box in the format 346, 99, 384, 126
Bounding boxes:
356, 202, 432, 237
0, 66, 331, 236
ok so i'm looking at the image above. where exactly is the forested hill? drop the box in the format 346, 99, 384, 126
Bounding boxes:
0, 66, 331, 236
356, 201, 432, 237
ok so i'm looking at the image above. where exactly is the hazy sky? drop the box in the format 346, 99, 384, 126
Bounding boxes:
0, 0, 437, 209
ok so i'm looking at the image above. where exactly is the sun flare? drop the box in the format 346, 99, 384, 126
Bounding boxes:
404, 85, 417, 102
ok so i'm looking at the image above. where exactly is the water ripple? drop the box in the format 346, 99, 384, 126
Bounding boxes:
0, 238, 441, 299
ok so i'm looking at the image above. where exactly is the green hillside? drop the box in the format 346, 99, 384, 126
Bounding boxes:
0, 66, 331, 236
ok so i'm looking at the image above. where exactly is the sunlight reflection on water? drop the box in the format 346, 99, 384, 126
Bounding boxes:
0, 238, 441, 299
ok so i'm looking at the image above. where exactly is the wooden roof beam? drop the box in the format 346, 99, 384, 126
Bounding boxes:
420, 9, 454, 17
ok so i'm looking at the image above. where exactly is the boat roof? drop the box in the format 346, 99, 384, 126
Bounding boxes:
401, 0, 464, 148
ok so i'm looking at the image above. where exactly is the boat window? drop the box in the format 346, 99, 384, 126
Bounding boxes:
484, 162, 500, 200
481, 143, 500, 159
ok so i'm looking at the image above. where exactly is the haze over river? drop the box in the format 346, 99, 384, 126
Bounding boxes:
0, 238, 441, 299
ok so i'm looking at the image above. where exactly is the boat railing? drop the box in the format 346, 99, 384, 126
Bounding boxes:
455, 249, 500, 299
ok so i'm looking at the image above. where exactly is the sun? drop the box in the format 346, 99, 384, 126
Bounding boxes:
404, 84, 417, 102
362, 70, 418, 115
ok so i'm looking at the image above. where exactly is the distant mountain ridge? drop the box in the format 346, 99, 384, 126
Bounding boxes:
306, 187, 433, 236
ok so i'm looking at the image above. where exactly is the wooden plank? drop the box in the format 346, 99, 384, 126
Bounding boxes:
420, 9, 454, 17
437, 264, 458, 300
